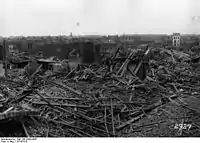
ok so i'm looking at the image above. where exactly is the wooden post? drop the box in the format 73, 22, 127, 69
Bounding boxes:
3, 39, 8, 77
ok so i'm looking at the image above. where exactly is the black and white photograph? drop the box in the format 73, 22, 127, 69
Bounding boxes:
0, 0, 200, 138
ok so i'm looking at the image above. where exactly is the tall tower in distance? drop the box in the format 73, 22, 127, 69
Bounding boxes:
70, 32, 73, 37
172, 33, 181, 47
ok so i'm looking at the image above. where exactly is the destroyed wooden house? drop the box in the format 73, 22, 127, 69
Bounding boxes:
4, 37, 162, 71
1, 36, 200, 137
5, 40, 102, 69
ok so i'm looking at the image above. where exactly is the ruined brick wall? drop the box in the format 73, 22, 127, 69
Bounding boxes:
94, 44, 101, 63
80, 42, 95, 63
0, 45, 3, 61
42, 43, 70, 60
79, 42, 101, 64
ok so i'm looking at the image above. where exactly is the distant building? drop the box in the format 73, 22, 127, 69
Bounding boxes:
119, 35, 136, 43
172, 33, 181, 47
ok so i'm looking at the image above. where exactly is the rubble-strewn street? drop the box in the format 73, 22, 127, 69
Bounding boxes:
0, 42, 200, 137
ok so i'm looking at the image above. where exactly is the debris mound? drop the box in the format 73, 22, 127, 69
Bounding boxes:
0, 44, 200, 137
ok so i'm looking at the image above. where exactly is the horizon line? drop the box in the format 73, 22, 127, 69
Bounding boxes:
1, 33, 200, 38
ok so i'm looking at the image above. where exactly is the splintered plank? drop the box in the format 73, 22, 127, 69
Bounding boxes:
48, 81, 82, 96
178, 96, 200, 115
0, 110, 38, 121
31, 101, 91, 109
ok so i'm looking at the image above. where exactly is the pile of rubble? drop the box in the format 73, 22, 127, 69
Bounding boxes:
0, 45, 200, 137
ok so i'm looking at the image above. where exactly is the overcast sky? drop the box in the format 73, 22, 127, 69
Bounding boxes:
0, 0, 200, 36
